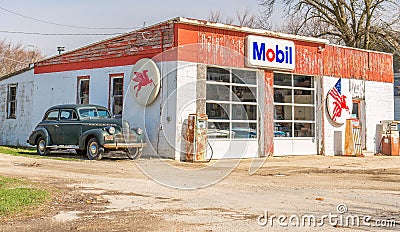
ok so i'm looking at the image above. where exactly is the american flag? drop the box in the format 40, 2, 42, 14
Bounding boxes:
329, 78, 349, 121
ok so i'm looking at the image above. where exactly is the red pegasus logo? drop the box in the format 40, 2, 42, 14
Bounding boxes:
132, 70, 155, 97
329, 89, 349, 121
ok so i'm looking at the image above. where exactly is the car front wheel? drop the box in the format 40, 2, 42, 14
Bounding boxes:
36, 136, 50, 156
127, 147, 143, 160
86, 137, 104, 160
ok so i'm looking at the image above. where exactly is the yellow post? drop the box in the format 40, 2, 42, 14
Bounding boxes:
344, 119, 355, 156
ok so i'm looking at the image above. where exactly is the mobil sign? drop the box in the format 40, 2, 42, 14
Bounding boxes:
246, 35, 295, 70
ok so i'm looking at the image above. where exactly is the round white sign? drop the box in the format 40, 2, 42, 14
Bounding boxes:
326, 89, 352, 125
130, 58, 161, 106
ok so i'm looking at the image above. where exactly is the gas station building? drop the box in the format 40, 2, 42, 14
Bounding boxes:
0, 17, 394, 159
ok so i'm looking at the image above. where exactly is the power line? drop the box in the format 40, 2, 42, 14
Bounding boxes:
0, 5, 136, 30
0, 30, 124, 36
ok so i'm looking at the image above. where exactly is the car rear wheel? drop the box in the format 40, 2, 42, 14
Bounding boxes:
127, 147, 143, 160
36, 136, 50, 156
86, 137, 104, 160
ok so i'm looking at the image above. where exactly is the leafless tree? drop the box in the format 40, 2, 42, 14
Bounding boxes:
207, 9, 260, 28
0, 39, 43, 77
260, 0, 400, 70
260, 0, 400, 49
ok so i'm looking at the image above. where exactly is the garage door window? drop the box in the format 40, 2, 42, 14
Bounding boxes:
206, 67, 258, 139
274, 73, 315, 137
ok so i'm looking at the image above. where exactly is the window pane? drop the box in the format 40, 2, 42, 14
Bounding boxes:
274, 88, 292, 103
97, 110, 110, 118
113, 96, 123, 115
79, 79, 89, 104
232, 86, 256, 102
232, 104, 257, 120
274, 105, 292, 120
8, 102, 16, 118
274, 73, 292, 86
45, 111, 59, 120
79, 109, 96, 118
10, 86, 16, 97
274, 122, 292, 137
113, 78, 123, 96
206, 84, 230, 101
294, 123, 315, 137
352, 102, 359, 119
207, 67, 230, 83
294, 75, 314, 88
294, 90, 314, 104
232, 69, 257, 85
208, 121, 230, 138
60, 110, 77, 120
232, 122, 257, 138
294, 106, 314, 121
206, 103, 230, 120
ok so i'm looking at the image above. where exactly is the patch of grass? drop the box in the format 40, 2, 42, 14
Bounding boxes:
0, 146, 81, 161
0, 176, 49, 216
0, 146, 36, 156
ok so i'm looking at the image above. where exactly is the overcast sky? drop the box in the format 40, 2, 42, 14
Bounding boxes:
0, 0, 285, 57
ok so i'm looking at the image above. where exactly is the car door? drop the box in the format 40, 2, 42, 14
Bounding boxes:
58, 109, 81, 145
42, 109, 62, 145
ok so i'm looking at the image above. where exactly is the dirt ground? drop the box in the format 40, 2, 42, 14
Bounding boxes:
0, 153, 399, 231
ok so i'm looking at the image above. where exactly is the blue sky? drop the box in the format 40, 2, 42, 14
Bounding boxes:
0, 0, 283, 57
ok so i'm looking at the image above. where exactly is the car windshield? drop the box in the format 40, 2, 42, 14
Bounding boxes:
79, 108, 110, 119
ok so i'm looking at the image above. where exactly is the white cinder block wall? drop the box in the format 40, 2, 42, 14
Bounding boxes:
322, 77, 351, 156
174, 62, 198, 160
149, 61, 178, 159
0, 69, 35, 146
364, 81, 394, 152
323, 76, 393, 155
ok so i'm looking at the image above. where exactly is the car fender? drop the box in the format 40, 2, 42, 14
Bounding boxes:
28, 127, 51, 146
79, 129, 107, 149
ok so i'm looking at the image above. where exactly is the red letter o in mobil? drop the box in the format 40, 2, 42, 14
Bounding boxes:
266, 48, 275, 62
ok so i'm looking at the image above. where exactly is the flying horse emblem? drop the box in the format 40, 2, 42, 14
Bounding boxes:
132, 70, 155, 97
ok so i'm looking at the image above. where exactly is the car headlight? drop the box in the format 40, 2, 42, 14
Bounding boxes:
108, 126, 116, 135
136, 127, 143, 135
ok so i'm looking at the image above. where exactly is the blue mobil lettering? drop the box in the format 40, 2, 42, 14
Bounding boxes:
252, 42, 293, 64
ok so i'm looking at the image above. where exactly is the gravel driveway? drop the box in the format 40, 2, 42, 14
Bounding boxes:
0, 154, 398, 231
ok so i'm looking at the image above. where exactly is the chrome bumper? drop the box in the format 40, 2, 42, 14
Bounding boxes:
103, 142, 147, 149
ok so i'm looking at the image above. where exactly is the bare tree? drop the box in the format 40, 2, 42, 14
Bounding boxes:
260, 0, 400, 50
207, 9, 260, 28
236, 8, 258, 28
0, 40, 43, 77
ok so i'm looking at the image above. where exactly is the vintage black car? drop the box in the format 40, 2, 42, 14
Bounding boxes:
27, 104, 146, 160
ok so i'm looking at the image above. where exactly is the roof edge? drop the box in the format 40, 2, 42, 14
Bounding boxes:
0, 66, 33, 81
175, 17, 330, 45
35, 17, 180, 65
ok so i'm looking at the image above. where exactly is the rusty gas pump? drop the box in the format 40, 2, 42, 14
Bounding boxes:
186, 114, 208, 162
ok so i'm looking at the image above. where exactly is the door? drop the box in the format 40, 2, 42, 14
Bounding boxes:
58, 109, 81, 145
273, 73, 317, 155
205, 67, 259, 159
352, 100, 366, 149
43, 109, 62, 145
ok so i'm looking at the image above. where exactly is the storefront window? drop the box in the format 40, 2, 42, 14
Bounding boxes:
274, 73, 315, 138
206, 67, 258, 139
